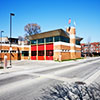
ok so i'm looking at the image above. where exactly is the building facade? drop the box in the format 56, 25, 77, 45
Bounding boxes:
0, 37, 30, 61
29, 27, 83, 61
81, 42, 100, 56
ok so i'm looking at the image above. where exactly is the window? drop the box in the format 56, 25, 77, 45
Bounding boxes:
22, 51, 29, 56
84, 48, 87, 51
90, 48, 93, 52
31, 40, 37, 44
91, 45, 93, 47
31, 51, 36, 56
54, 36, 60, 42
38, 50, 44, 56
82, 45, 84, 47
96, 48, 98, 50
76, 40, 80, 45
62, 49, 64, 52
60, 36, 70, 43
46, 50, 53, 56
54, 36, 69, 43
84, 45, 87, 47
1, 50, 8, 53
11, 50, 16, 53
38, 38, 44, 44
46, 37, 53, 43
96, 44, 98, 47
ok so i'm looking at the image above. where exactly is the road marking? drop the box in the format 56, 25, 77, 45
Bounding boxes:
33, 59, 99, 73
84, 70, 100, 85
28, 59, 100, 84
54, 59, 100, 75
0, 57, 100, 75
31, 73, 82, 83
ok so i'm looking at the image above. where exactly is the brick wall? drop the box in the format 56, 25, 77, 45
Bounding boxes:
61, 52, 70, 60
0, 44, 30, 61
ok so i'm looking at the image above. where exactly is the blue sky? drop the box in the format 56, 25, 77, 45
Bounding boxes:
0, 0, 100, 43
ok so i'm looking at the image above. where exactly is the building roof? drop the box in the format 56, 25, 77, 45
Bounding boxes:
8, 38, 18, 40
75, 36, 83, 41
28, 29, 83, 41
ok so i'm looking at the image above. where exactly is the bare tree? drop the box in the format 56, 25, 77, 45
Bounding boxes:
18, 36, 24, 41
24, 23, 41, 41
24, 23, 41, 36
87, 37, 91, 57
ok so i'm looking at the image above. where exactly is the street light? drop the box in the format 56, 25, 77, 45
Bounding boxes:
0, 31, 4, 66
10, 13, 15, 67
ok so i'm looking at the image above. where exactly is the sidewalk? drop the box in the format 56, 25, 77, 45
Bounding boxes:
0, 57, 100, 75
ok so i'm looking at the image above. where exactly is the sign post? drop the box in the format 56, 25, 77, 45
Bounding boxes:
59, 53, 62, 62
4, 54, 7, 69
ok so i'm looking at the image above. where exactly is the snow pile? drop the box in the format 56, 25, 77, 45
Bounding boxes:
38, 82, 100, 100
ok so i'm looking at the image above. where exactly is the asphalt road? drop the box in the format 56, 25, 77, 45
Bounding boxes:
0, 58, 100, 100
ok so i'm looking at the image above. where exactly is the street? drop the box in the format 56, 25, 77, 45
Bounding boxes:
0, 57, 100, 100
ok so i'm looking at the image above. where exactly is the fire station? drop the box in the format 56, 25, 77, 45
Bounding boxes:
29, 26, 83, 61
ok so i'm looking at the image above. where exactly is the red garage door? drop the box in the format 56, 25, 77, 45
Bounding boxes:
31, 45, 37, 60
46, 43, 53, 60
38, 45, 44, 60
31, 56, 36, 60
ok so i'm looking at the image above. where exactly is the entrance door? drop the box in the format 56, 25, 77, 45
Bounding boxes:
46, 50, 53, 60
46, 43, 53, 60
38, 45, 44, 60
31, 45, 37, 60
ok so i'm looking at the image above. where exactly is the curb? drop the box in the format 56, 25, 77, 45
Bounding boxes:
0, 57, 100, 75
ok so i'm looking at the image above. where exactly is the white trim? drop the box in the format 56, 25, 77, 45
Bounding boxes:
54, 41, 70, 46
54, 49, 81, 53
75, 45, 81, 48
69, 50, 75, 52
2, 44, 30, 47
9, 47, 12, 51
54, 49, 69, 52
70, 43, 75, 46
54, 50, 62, 52
54, 42, 81, 48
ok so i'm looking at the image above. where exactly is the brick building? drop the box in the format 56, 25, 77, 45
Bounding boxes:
81, 42, 100, 56
29, 26, 83, 61
0, 37, 30, 61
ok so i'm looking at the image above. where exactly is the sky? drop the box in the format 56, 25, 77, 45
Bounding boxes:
0, 0, 100, 43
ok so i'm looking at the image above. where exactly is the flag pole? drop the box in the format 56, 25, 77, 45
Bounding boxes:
74, 21, 76, 27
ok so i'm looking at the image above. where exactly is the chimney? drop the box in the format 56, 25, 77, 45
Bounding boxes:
70, 27, 76, 35
68, 27, 76, 59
